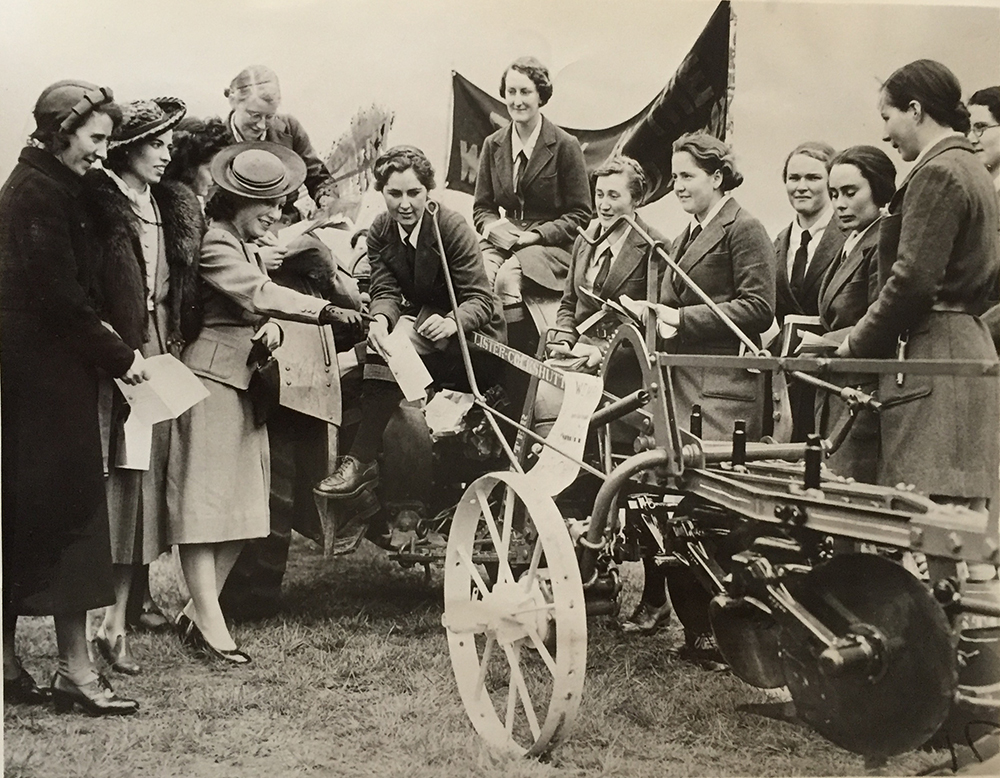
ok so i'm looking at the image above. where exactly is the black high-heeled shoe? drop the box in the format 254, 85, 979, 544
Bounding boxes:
175, 612, 196, 647
50, 672, 139, 716
3, 660, 50, 705
93, 631, 141, 675
185, 620, 251, 666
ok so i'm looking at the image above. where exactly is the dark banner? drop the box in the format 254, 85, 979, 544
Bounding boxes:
445, 0, 735, 204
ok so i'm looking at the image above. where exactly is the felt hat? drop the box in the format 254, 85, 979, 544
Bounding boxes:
210, 141, 306, 200
109, 97, 187, 149
32, 80, 115, 135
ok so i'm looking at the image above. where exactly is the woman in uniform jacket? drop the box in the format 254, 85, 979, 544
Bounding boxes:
167, 142, 362, 665
473, 57, 592, 313
316, 145, 503, 500
815, 145, 896, 482
83, 96, 201, 674
1, 80, 146, 714
837, 60, 1000, 509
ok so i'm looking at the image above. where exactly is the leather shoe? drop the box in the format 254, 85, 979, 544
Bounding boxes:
50, 672, 139, 716
185, 621, 252, 666
93, 631, 141, 675
127, 602, 170, 633
314, 456, 378, 499
3, 661, 50, 705
176, 612, 197, 648
677, 630, 729, 672
621, 600, 672, 635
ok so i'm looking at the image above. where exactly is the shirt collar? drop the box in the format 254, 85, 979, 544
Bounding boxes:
104, 168, 153, 211
512, 118, 543, 162
594, 227, 631, 264
692, 193, 731, 231
842, 215, 880, 257
398, 212, 424, 248
229, 112, 266, 143
790, 204, 834, 245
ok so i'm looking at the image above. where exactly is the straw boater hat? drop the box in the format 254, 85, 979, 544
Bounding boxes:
210, 141, 306, 200
108, 97, 187, 150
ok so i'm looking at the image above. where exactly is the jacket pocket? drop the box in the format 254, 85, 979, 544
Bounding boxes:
702, 368, 756, 402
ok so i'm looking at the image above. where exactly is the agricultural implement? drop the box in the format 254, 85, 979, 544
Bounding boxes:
319, 203, 1000, 762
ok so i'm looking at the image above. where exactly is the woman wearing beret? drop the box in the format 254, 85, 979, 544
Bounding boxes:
316, 145, 503, 500
639, 132, 774, 659
83, 96, 202, 673
815, 145, 896, 482
837, 60, 999, 509
1, 80, 146, 714
474, 56, 592, 324
167, 142, 362, 664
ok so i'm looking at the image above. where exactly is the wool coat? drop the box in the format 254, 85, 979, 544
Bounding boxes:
473, 116, 592, 291
846, 135, 1000, 499
814, 221, 881, 482
82, 170, 204, 564
0, 147, 135, 614
658, 197, 775, 441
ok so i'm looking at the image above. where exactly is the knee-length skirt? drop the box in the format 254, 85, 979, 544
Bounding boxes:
166, 376, 270, 544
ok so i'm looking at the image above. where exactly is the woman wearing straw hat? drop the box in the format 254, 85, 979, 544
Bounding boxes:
1, 79, 146, 714
82, 96, 202, 673
167, 141, 362, 664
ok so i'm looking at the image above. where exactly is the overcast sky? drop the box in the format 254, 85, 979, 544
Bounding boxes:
1, 0, 998, 238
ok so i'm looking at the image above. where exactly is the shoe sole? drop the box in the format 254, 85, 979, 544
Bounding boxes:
313, 475, 379, 501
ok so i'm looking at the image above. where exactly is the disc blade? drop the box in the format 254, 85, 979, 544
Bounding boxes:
665, 563, 713, 637
779, 553, 957, 757
710, 595, 785, 688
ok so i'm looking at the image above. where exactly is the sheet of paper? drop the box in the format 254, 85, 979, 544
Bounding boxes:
115, 353, 210, 425
525, 371, 603, 497
382, 327, 434, 402
277, 213, 355, 248
795, 330, 843, 353
115, 411, 153, 470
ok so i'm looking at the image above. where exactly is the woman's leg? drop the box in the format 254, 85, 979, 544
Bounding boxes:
214, 541, 245, 595
100, 564, 133, 640
53, 611, 98, 685
178, 543, 237, 651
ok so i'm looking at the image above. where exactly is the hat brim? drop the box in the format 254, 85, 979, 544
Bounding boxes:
210, 141, 307, 201
108, 97, 187, 150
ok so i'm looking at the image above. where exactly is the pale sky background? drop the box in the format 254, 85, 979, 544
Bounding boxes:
1, 0, 998, 239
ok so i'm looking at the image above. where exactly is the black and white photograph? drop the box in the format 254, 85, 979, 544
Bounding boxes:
2, 0, 1000, 775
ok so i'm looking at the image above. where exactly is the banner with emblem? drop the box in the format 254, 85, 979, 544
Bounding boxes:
445, 0, 735, 204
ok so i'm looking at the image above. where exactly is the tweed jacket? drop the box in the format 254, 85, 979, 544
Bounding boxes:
83, 170, 204, 351
658, 197, 775, 440
553, 215, 668, 344
774, 215, 847, 320
817, 220, 881, 333
227, 111, 333, 203
181, 222, 328, 390
366, 204, 504, 341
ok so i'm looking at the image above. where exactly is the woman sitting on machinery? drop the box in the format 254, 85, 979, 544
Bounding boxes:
315, 146, 504, 501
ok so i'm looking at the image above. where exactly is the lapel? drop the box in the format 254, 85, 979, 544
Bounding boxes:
517, 116, 556, 193
601, 220, 647, 297
676, 197, 737, 279
575, 223, 599, 292
413, 215, 439, 297
150, 197, 170, 304
821, 220, 880, 309
894, 135, 973, 199
802, 219, 846, 294
492, 123, 515, 199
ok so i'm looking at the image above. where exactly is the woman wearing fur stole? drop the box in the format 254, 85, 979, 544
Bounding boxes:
83, 97, 203, 674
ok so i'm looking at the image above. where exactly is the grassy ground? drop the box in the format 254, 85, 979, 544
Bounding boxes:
4, 536, 950, 778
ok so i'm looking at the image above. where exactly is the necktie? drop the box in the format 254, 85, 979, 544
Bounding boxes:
593, 247, 613, 293
514, 150, 528, 194
685, 223, 702, 255
790, 229, 812, 294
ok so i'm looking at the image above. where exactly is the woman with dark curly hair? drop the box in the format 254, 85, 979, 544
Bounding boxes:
163, 115, 232, 205
836, 60, 999, 510
316, 145, 503, 499
815, 145, 896, 482
474, 56, 592, 327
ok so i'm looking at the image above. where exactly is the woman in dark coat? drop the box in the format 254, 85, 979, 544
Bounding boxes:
815, 145, 896, 482
836, 60, 1000, 508
83, 97, 203, 672
473, 56, 592, 321
1, 80, 145, 714
317, 145, 503, 499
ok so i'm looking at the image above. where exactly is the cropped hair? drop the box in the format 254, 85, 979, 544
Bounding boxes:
829, 145, 897, 209
881, 59, 970, 134
499, 57, 553, 107
672, 132, 743, 192
163, 116, 233, 186
372, 145, 436, 191
969, 86, 1000, 124
593, 155, 648, 204
204, 188, 281, 223
225, 65, 281, 107
33, 104, 123, 155
782, 141, 837, 181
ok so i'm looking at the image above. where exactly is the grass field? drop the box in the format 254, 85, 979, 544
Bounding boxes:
4, 535, 951, 778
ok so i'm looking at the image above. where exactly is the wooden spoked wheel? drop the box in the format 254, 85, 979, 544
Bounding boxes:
443, 471, 587, 756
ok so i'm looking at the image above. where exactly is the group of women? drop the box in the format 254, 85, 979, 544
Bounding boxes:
2, 54, 998, 714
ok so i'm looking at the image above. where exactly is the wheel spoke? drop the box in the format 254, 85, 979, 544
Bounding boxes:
521, 539, 544, 592
502, 641, 542, 739
504, 663, 517, 736
473, 635, 496, 701
525, 628, 558, 676
475, 485, 513, 583
454, 543, 491, 597
500, 485, 515, 563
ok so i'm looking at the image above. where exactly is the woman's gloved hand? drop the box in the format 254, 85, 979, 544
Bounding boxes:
319, 304, 365, 346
